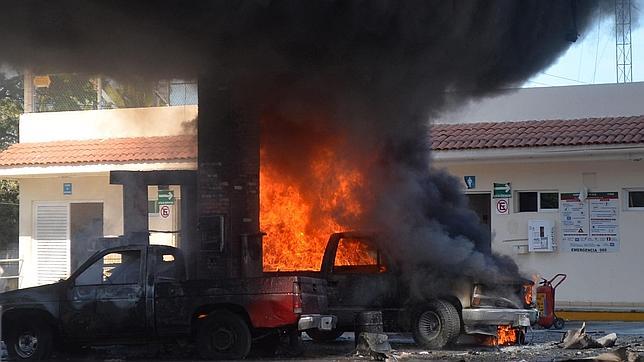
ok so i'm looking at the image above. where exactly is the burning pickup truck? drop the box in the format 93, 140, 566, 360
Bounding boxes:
0, 243, 334, 360
279, 232, 538, 349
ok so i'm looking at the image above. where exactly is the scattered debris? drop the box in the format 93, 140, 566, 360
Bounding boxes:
560, 322, 618, 349
564, 346, 644, 361
355, 332, 392, 360
591, 346, 644, 362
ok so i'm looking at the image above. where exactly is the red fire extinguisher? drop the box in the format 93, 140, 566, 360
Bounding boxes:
536, 273, 567, 329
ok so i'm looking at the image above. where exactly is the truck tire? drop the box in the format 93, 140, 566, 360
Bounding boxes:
553, 317, 565, 330
305, 329, 344, 342
411, 300, 461, 349
197, 310, 252, 360
5, 319, 53, 360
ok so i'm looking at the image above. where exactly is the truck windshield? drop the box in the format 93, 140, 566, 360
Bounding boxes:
75, 250, 142, 285
334, 238, 386, 273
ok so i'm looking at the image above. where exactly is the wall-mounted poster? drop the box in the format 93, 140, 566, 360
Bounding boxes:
560, 192, 619, 253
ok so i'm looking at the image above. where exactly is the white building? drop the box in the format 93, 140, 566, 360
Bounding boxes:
435, 83, 644, 319
0, 106, 197, 288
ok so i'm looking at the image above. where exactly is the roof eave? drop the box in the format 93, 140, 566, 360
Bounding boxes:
0, 160, 198, 178
432, 144, 644, 164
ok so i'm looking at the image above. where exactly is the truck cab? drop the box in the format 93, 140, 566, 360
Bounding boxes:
1, 244, 334, 360
309, 232, 537, 348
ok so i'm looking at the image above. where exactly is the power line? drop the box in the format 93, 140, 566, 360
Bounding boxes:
526, 80, 553, 87
593, 6, 602, 83
539, 72, 587, 84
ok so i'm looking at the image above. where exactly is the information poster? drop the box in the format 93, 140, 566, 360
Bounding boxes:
560, 192, 620, 252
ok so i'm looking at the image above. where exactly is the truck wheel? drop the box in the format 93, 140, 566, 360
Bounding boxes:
412, 300, 460, 349
305, 329, 344, 342
5, 319, 53, 360
553, 317, 565, 330
197, 310, 252, 360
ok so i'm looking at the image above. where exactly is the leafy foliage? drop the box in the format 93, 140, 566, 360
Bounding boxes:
0, 73, 20, 257
34, 74, 97, 112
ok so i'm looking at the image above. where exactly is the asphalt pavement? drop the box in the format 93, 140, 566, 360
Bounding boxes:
10, 321, 644, 361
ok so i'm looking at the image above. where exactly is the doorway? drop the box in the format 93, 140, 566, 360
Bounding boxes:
70, 203, 104, 273
466, 193, 491, 252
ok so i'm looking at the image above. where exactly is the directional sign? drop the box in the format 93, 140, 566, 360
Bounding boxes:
158, 190, 175, 205
493, 182, 512, 198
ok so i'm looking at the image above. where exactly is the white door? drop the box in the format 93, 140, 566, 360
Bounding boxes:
34, 203, 70, 285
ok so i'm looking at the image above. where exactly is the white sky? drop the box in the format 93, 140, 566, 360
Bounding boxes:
526, 1, 643, 87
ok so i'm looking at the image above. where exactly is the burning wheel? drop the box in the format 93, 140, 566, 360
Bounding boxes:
5, 319, 53, 360
306, 329, 344, 342
197, 310, 252, 360
412, 300, 460, 349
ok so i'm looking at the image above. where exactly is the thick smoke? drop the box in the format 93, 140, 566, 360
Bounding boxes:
1, 1, 617, 288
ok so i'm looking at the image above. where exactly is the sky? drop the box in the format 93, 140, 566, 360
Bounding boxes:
526, 0, 643, 87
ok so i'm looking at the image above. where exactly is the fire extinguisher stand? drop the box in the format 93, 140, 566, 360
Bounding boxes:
536, 273, 567, 329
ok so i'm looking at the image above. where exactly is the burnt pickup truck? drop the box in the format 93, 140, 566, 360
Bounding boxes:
294, 232, 537, 349
0, 244, 334, 360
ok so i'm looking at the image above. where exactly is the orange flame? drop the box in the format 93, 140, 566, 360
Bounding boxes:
260, 146, 371, 271
481, 325, 519, 346
496, 325, 519, 346
523, 283, 534, 306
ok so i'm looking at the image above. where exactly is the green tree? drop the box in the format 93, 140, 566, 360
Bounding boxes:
34, 74, 97, 112
0, 73, 21, 259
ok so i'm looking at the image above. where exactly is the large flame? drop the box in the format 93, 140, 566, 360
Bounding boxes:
481, 325, 520, 346
260, 146, 370, 271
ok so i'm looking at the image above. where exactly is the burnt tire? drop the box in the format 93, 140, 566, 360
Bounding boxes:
5, 319, 53, 360
305, 329, 344, 342
197, 310, 252, 360
553, 317, 565, 330
412, 300, 461, 349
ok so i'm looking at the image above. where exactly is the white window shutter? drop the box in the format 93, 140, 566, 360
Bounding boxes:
34, 203, 70, 285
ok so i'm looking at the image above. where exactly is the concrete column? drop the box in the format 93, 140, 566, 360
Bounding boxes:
23, 70, 33, 113
197, 76, 260, 278
120, 175, 149, 242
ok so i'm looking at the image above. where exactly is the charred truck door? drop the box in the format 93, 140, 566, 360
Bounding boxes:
61, 247, 147, 340
324, 235, 397, 326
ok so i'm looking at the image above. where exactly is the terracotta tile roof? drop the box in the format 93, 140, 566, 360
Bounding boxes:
431, 116, 644, 151
0, 135, 196, 166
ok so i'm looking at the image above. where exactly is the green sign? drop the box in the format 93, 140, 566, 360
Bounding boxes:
158, 190, 175, 205
493, 182, 511, 198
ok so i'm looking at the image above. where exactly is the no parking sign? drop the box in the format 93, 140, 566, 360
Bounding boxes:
495, 198, 509, 215
160, 205, 171, 219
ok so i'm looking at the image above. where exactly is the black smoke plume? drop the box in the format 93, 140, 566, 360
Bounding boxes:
0, 1, 617, 287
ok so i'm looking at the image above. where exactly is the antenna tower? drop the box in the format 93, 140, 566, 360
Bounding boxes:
615, 0, 633, 83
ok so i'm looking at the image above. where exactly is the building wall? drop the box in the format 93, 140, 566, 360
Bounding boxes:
18, 177, 188, 287
18, 174, 123, 287
437, 82, 644, 124
20, 105, 198, 142
436, 157, 644, 310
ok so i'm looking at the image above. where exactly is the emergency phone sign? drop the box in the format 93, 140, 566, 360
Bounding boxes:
560, 192, 620, 253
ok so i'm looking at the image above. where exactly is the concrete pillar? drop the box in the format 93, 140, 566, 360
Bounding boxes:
23, 70, 33, 113
197, 76, 260, 278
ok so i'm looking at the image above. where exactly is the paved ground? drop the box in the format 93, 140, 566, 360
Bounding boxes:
286, 322, 644, 361
13, 321, 644, 361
